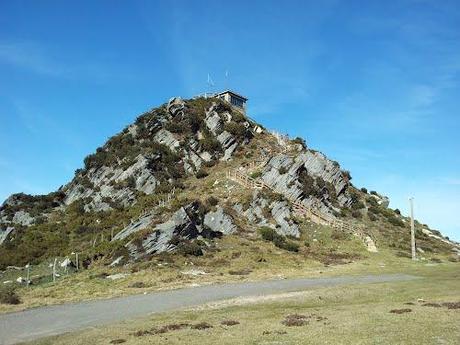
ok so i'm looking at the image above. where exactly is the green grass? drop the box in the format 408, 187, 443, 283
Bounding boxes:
26, 263, 460, 345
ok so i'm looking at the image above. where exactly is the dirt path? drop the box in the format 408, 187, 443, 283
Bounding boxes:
0, 273, 417, 344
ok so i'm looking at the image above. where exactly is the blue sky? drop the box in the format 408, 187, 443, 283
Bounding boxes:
0, 1, 459, 240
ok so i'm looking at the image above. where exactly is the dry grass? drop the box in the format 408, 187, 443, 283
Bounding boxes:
26, 263, 460, 345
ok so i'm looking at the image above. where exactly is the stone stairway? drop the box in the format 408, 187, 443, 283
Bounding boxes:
226, 168, 377, 252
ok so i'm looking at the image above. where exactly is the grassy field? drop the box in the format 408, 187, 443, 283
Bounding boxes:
1, 226, 456, 315
25, 263, 460, 345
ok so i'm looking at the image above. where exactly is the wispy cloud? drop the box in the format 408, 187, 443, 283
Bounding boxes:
0, 41, 67, 77
0, 40, 132, 82
13, 100, 83, 149
439, 177, 460, 186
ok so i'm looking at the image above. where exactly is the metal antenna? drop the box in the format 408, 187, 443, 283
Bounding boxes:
206, 73, 214, 98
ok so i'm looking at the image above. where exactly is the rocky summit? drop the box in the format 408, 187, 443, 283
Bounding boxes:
0, 96, 458, 269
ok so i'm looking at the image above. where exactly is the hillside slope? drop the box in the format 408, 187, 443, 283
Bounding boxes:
0, 96, 458, 269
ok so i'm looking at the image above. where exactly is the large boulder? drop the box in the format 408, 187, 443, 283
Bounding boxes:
204, 206, 237, 235
167, 97, 186, 117
126, 201, 236, 260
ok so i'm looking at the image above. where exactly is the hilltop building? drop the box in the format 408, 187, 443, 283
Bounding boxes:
215, 90, 248, 112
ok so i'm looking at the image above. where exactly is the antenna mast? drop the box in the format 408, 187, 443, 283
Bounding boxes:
206, 73, 214, 98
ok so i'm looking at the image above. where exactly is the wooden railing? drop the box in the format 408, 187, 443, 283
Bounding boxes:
227, 169, 365, 239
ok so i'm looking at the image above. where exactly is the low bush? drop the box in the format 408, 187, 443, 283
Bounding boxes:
196, 169, 208, 179
224, 121, 247, 140
292, 137, 307, 148
258, 227, 278, 241
250, 170, 262, 179
278, 166, 288, 175
258, 227, 299, 252
278, 240, 300, 252
351, 210, 362, 218
177, 241, 203, 256
387, 215, 405, 227
201, 136, 222, 153
369, 213, 377, 222
0, 285, 21, 305
206, 196, 219, 207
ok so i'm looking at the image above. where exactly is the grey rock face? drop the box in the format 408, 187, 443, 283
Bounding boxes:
261, 151, 352, 212
302, 151, 348, 196
12, 211, 35, 226
128, 202, 200, 259
113, 213, 156, 241
205, 108, 223, 135
0, 226, 14, 245
204, 206, 237, 235
63, 153, 159, 212
261, 154, 303, 201
243, 192, 270, 226
270, 201, 300, 238
167, 97, 186, 117
217, 131, 238, 161
126, 201, 236, 260
153, 129, 180, 152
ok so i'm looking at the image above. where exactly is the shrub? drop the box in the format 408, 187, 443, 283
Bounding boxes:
196, 169, 208, 179
366, 197, 378, 207
351, 210, 362, 218
342, 170, 352, 181
340, 208, 349, 218
278, 166, 288, 175
201, 136, 222, 152
369, 213, 377, 222
259, 227, 278, 242
360, 187, 368, 193
250, 170, 262, 179
292, 137, 307, 148
394, 209, 401, 215
165, 122, 187, 133
177, 241, 203, 256
258, 227, 299, 252
224, 121, 247, 139
278, 240, 300, 252
351, 201, 365, 210
370, 191, 378, 196
0, 286, 21, 305
331, 230, 348, 240
388, 216, 404, 227
206, 196, 219, 207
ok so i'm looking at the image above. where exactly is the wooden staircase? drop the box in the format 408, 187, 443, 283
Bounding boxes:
226, 169, 373, 250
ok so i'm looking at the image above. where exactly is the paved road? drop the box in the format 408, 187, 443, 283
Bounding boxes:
0, 273, 417, 344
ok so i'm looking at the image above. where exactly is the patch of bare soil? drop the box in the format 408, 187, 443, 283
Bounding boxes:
281, 314, 309, 326
281, 313, 329, 326
191, 322, 213, 330
389, 308, 412, 314
221, 320, 240, 326
132, 323, 191, 337
228, 268, 252, 275
263, 330, 287, 335
442, 302, 460, 309
422, 303, 442, 308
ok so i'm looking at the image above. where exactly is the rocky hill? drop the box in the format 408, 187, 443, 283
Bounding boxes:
0, 96, 458, 269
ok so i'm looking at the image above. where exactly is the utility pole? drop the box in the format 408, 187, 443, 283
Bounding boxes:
409, 197, 416, 260
53, 258, 57, 283
25, 264, 30, 287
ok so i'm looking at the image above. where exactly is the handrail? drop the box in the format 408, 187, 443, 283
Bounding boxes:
227, 169, 366, 239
